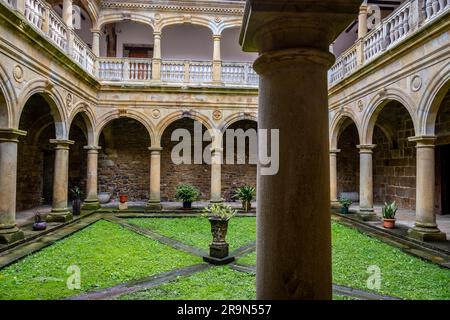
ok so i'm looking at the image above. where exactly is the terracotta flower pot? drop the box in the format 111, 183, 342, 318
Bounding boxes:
119, 195, 128, 204
383, 218, 396, 229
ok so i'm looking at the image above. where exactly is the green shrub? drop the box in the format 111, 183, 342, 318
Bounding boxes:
175, 184, 200, 202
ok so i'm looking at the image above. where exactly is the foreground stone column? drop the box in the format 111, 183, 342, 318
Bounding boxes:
357, 144, 377, 220
212, 35, 222, 83
210, 147, 223, 203
330, 149, 341, 207
408, 136, 446, 241
148, 147, 163, 210
152, 32, 162, 80
63, 0, 73, 29
47, 139, 74, 222
240, 0, 361, 300
82, 146, 101, 210
0, 129, 26, 244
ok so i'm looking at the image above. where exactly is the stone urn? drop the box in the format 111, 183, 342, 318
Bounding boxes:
98, 192, 111, 204
203, 217, 235, 265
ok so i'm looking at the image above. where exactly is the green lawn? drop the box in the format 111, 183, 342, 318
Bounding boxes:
118, 266, 256, 300
127, 217, 256, 252
0, 220, 201, 300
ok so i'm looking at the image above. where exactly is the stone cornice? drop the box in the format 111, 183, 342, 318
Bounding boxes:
100, 0, 245, 15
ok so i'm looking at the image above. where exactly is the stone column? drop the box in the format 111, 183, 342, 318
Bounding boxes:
152, 32, 162, 80
16, 0, 25, 14
46, 139, 74, 222
357, 144, 377, 220
330, 149, 341, 207
63, 0, 73, 29
0, 129, 26, 244
212, 35, 222, 83
91, 29, 101, 56
210, 147, 223, 203
82, 146, 101, 210
358, 2, 369, 39
408, 136, 446, 241
240, 0, 361, 299
147, 147, 163, 211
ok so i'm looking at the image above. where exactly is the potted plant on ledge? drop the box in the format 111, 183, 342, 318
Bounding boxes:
202, 203, 237, 265
382, 201, 397, 229
233, 185, 256, 212
339, 198, 353, 214
175, 184, 200, 210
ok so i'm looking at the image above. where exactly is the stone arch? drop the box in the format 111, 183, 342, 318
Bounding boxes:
216, 19, 243, 35
159, 16, 215, 34
220, 112, 258, 133
0, 63, 16, 128
68, 102, 96, 145
362, 88, 418, 144
96, 13, 155, 31
155, 110, 214, 146
420, 62, 450, 135
329, 110, 361, 149
17, 80, 68, 139
95, 109, 155, 145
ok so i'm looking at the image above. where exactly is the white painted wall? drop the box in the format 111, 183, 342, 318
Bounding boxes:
221, 27, 257, 62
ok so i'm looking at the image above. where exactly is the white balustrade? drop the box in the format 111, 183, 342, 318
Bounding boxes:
363, 24, 384, 61
48, 11, 67, 51
1, 0, 15, 9
384, 0, 413, 49
25, 0, 45, 31
222, 62, 258, 86
189, 62, 212, 82
98, 59, 124, 81
161, 61, 185, 82
127, 59, 152, 81
424, 0, 449, 21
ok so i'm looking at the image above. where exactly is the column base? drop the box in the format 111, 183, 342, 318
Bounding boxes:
0, 226, 24, 244
81, 199, 101, 211
147, 202, 163, 211
407, 226, 447, 242
210, 199, 223, 204
357, 209, 378, 221
46, 209, 73, 223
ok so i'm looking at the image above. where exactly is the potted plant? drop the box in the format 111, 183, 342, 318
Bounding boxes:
202, 203, 237, 264
175, 184, 200, 209
382, 201, 397, 229
33, 212, 47, 231
119, 194, 128, 204
233, 186, 256, 212
70, 187, 82, 216
339, 198, 353, 214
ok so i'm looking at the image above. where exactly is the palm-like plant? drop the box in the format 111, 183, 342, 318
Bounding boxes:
233, 186, 256, 212
382, 201, 398, 219
202, 203, 237, 221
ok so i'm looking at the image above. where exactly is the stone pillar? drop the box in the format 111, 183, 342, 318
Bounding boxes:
152, 32, 162, 80
46, 139, 74, 222
82, 146, 101, 210
0, 129, 26, 244
212, 35, 222, 83
147, 147, 163, 211
63, 0, 73, 29
408, 136, 446, 241
330, 149, 341, 207
358, 2, 369, 39
210, 147, 223, 203
91, 29, 101, 56
357, 144, 377, 220
240, 0, 361, 299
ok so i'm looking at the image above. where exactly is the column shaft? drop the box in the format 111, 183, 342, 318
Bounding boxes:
358, 3, 368, 39
47, 139, 74, 222
0, 129, 26, 244
330, 149, 340, 205
82, 146, 101, 210
210, 148, 223, 203
152, 32, 162, 80
212, 35, 222, 83
63, 0, 73, 29
148, 147, 163, 210
357, 144, 377, 220
92, 30, 100, 56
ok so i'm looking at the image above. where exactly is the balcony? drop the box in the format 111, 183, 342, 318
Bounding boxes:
0, 0, 258, 88
328, 0, 450, 87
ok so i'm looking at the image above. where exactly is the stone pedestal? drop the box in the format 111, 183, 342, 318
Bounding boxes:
147, 147, 163, 211
408, 136, 446, 241
46, 139, 74, 223
357, 144, 378, 221
239, 0, 361, 299
82, 146, 101, 211
0, 129, 26, 244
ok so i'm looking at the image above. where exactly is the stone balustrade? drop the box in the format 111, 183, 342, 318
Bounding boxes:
329, 0, 449, 86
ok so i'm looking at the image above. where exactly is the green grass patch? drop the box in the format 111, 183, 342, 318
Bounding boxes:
0, 220, 201, 300
127, 217, 256, 252
118, 266, 256, 300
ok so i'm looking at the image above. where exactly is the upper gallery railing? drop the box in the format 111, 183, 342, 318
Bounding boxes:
328, 0, 450, 87
0, 0, 258, 87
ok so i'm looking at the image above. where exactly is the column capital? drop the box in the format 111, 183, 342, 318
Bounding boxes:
153, 31, 162, 37
0, 129, 27, 142
91, 28, 101, 35
149, 146, 163, 153
330, 149, 341, 154
408, 135, 436, 147
213, 34, 222, 40
357, 144, 376, 153
50, 139, 74, 149
84, 145, 102, 152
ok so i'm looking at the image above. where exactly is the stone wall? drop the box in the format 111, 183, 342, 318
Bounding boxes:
435, 94, 450, 215
337, 124, 359, 198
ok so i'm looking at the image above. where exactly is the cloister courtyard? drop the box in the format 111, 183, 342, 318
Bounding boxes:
1, 0, 450, 302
